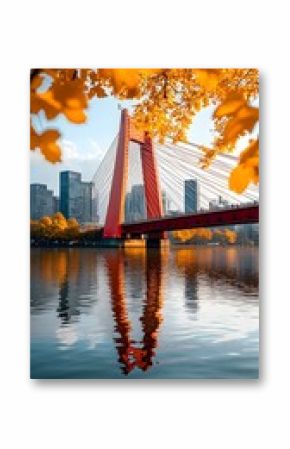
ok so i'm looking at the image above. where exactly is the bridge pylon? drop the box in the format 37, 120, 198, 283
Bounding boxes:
103, 109, 165, 241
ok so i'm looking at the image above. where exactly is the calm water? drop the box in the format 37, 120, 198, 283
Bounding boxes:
30, 246, 259, 379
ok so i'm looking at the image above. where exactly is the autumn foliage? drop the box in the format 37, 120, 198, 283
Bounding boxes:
30, 68, 259, 193
31, 212, 80, 240
172, 228, 237, 244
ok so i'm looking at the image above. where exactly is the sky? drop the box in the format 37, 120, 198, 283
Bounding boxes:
30, 96, 216, 196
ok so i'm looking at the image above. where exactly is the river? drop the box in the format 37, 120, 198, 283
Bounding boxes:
30, 246, 259, 379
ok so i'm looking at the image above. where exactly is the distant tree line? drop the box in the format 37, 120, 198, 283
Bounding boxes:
172, 228, 237, 245
31, 212, 80, 243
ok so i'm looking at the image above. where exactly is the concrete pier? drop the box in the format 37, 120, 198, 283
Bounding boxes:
146, 239, 169, 249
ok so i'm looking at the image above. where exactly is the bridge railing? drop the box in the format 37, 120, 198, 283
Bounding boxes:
122, 202, 259, 225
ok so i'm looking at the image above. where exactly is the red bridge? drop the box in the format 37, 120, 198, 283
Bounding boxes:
121, 205, 259, 238
93, 109, 259, 246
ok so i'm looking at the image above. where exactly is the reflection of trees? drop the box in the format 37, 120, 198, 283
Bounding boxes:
175, 247, 258, 292
175, 249, 199, 315
105, 249, 167, 375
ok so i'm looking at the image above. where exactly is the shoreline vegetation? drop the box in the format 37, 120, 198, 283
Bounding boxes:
30, 213, 258, 248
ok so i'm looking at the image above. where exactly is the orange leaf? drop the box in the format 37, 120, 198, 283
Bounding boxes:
98, 69, 162, 98
223, 108, 258, 144
194, 69, 221, 90
63, 108, 86, 123
229, 164, 256, 193
214, 93, 246, 118
31, 74, 44, 91
239, 139, 259, 164
30, 128, 62, 163
40, 142, 61, 163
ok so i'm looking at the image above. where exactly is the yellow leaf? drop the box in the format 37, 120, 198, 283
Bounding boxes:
229, 164, 255, 193
31, 89, 60, 119
53, 80, 87, 109
31, 74, 44, 91
38, 129, 60, 144
30, 125, 39, 149
223, 120, 246, 143
239, 139, 259, 164
214, 93, 245, 118
223, 107, 258, 144
228, 139, 259, 193
194, 69, 221, 90
30, 128, 61, 163
40, 141, 61, 163
236, 105, 259, 121
94, 85, 107, 97
31, 80, 88, 124
98, 69, 162, 98
64, 108, 86, 123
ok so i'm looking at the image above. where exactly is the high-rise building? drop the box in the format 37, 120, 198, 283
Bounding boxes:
91, 185, 99, 223
60, 171, 93, 224
53, 196, 59, 214
125, 184, 146, 222
184, 179, 199, 213
60, 171, 81, 220
81, 182, 93, 223
30, 183, 55, 219
125, 191, 132, 222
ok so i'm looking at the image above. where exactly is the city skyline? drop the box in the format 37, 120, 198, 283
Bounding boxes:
31, 170, 95, 224
31, 170, 250, 225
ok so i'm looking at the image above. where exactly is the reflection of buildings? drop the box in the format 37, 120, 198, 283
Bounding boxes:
175, 246, 258, 291
227, 223, 259, 245
60, 171, 94, 224
240, 223, 259, 245
30, 183, 59, 219
184, 271, 199, 315
105, 249, 167, 375
184, 179, 199, 213
56, 250, 99, 324
125, 184, 146, 222
30, 249, 98, 322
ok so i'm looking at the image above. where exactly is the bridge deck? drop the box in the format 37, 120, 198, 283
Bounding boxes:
121, 205, 259, 236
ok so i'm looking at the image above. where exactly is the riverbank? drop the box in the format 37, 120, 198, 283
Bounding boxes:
30, 238, 258, 249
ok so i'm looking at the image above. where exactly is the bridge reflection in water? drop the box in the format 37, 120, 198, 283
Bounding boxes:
105, 248, 167, 375
30, 247, 258, 378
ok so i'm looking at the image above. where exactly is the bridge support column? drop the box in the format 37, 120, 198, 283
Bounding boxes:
141, 135, 167, 241
103, 109, 165, 240
146, 238, 169, 249
103, 110, 130, 238
141, 136, 163, 218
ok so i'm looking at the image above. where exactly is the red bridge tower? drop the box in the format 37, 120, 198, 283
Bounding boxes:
103, 109, 164, 239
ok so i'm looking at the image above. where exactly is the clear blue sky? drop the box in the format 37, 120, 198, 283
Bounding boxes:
30, 96, 216, 195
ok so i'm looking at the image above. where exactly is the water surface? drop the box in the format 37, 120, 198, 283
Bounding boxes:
31, 246, 259, 379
